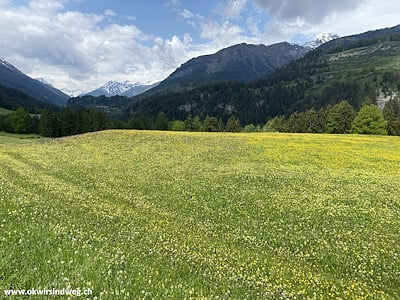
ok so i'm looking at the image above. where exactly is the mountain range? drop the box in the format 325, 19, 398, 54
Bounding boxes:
0, 59, 69, 106
151, 42, 308, 94
126, 24, 400, 124
85, 81, 159, 97
2, 25, 400, 124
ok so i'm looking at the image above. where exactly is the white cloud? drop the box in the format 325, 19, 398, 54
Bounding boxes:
164, 0, 179, 8
250, 0, 400, 43
1, 0, 399, 95
216, 0, 248, 19
252, 0, 363, 24
104, 9, 117, 17
0, 0, 202, 95
180, 9, 194, 19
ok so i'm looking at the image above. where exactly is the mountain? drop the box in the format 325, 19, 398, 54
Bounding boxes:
318, 24, 400, 53
126, 24, 400, 125
303, 33, 340, 50
0, 58, 69, 106
0, 84, 60, 112
86, 81, 159, 97
151, 42, 307, 93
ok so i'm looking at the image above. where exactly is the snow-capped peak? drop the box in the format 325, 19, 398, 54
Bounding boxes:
0, 57, 21, 73
85, 80, 159, 97
303, 33, 340, 50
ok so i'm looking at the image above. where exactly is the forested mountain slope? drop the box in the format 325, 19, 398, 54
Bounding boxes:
127, 27, 400, 124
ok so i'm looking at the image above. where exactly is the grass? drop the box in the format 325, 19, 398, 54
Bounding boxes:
0, 132, 49, 145
0, 130, 399, 299
0, 107, 14, 116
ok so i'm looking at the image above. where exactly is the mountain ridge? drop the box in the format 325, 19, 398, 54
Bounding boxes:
126, 24, 400, 124
0, 58, 69, 106
148, 42, 308, 94
85, 81, 159, 97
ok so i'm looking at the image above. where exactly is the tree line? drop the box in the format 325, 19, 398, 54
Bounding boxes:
2, 97, 398, 137
262, 99, 393, 135
0, 107, 108, 137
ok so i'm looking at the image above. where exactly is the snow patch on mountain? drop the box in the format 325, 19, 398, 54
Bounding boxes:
0, 58, 21, 73
85, 81, 159, 97
303, 33, 340, 50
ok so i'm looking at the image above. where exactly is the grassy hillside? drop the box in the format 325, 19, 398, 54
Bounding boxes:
0, 132, 48, 145
1, 131, 399, 298
0, 107, 13, 116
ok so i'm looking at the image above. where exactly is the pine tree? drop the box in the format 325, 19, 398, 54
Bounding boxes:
225, 116, 242, 132
383, 98, 400, 136
154, 112, 169, 130
184, 115, 194, 131
326, 101, 356, 134
39, 110, 60, 137
264, 116, 287, 132
192, 116, 202, 132
202, 116, 220, 132
7, 107, 31, 134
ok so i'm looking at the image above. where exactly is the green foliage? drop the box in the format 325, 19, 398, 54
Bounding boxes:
243, 124, 256, 132
0, 107, 14, 116
351, 104, 387, 135
326, 101, 356, 134
127, 116, 154, 130
201, 116, 221, 132
154, 112, 169, 131
225, 116, 242, 132
183, 115, 203, 132
4, 107, 34, 134
383, 98, 400, 135
0, 85, 59, 113
39, 110, 60, 137
192, 116, 202, 132
286, 108, 327, 133
170, 120, 186, 131
264, 116, 287, 132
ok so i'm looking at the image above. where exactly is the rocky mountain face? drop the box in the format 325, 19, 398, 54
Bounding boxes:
153, 42, 308, 92
0, 58, 69, 106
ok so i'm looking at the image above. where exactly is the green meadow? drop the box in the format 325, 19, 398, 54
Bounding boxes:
0, 130, 399, 299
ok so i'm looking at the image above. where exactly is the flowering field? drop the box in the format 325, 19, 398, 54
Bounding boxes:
1, 130, 399, 299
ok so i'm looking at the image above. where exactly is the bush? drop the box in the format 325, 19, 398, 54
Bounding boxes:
352, 104, 387, 135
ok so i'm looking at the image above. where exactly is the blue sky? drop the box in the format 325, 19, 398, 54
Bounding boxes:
0, 0, 399, 95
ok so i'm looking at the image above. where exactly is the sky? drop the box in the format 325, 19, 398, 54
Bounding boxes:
0, 0, 400, 95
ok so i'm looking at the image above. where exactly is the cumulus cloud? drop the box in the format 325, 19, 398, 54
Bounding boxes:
1, 0, 399, 95
252, 0, 364, 24
104, 9, 117, 17
251, 0, 400, 41
216, 0, 248, 19
0, 0, 201, 94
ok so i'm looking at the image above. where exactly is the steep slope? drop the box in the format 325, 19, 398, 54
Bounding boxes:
127, 25, 400, 125
0, 84, 60, 112
152, 42, 307, 92
85, 81, 159, 97
0, 59, 69, 106
318, 24, 400, 53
